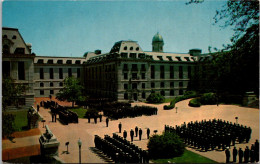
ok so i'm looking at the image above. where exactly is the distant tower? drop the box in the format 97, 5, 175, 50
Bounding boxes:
152, 32, 164, 52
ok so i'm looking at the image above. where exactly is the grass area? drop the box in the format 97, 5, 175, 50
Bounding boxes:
145, 98, 174, 104
68, 108, 87, 118
4, 110, 28, 131
152, 149, 217, 163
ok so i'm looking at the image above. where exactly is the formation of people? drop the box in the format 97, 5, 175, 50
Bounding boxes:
118, 122, 151, 142
225, 140, 259, 163
165, 119, 252, 152
94, 134, 149, 163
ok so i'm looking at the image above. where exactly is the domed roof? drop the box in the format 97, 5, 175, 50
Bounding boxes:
152, 32, 164, 42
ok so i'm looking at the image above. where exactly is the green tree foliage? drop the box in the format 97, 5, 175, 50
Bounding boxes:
189, 1, 259, 96
2, 77, 28, 110
146, 93, 165, 103
147, 132, 185, 159
56, 77, 85, 107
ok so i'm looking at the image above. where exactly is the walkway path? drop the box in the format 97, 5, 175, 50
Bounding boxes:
36, 99, 259, 163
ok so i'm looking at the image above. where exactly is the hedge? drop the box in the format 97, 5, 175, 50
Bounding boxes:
163, 91, 197, 110
147, 132, 185, 159
188, 98, 201, 107
146, 93, 165, 103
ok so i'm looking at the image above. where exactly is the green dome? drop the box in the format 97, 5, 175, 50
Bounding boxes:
152, 32, 164, 42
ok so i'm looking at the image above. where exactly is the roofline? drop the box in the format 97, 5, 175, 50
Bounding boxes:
144, 51, 189, 54
2, 27, 19, 31
35, 55, 85, 59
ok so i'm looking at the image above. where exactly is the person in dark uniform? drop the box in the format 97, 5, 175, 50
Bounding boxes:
123, 130, 127, 139
106, 117, 109, 127
244, 146, 250, 163
233, 147, 237, 163
119, 122, 122, 133
147, 128, 150, 139
94, 115, 97, 124
87, 114, 91, 123
130, 129, 134, 142
225, 147, 230, 163
37, 104, 40, 112
139, 128, 142, 140
135, 126, 138, 137
238, 148, 244, 163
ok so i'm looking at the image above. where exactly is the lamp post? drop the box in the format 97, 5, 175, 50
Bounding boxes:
235, 117, 238, 124
78, 138, 82, 164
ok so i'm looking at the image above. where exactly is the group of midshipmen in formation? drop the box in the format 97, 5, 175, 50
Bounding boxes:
225, 139, 259, 163
94, 133, 149, 163
165, 119, 252, 152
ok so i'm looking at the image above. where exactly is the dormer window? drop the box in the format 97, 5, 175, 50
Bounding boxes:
37, 59, 44, 64
136, 47, 139, 51
57, 60, 63, 64
124, 46, 127, 50
176, 57, 182, 61
184, 57, 190, 61
130, 47, 133, 50
12, 35, 17, 39
14, 48, 25, 54
75, 60, 81, 64
47, 60, 53, 64
157, 56, 163, 61
166, 56, 173, 61
130, 53, 137, 58
66, 60, 72, 64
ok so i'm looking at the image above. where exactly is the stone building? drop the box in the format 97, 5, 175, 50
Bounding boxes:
85, 33, 199, 102
2, 27, 35, 109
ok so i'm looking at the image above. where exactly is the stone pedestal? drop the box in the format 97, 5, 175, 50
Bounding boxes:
39, 125, 60, 157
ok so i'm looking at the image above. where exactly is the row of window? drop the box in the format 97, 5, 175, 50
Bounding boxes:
37, 59, 81, 64
3, 35, 16, 39
39, 82, 63, 87
39, 68, 80, 79
123, 82, 184, 89
123, 46, 140, 51
123, 90, 184, 99
40, 90, 54, 95
3, 61, 25, 80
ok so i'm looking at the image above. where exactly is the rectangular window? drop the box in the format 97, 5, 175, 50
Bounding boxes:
50, 90, 54, 95
77, 68, 80, 78
124, 84, 128, 90
132, 64, 138, 71
40, 90, 44, 95
170, 66, 174, 79
18, 61, 25, 80
170, 90, 174, 96
132, 73, 137, 80
124, 73, 128, 79
179, 82, 183, 87
142, 92, 146, 99
123, 64, 128, 71
170, 82, 174, 88
49, 68, 53, 79
40, 83, 44, 87
130, 53, 137, 58
124, 93, 128, 99
121, 53, 128, 58
141, 73, 145, 79
160, 82, 165, 88
3, 61, 10, 78
179, 90, 183, 95
40, 68, 44, 79
141, 64, 146, 71
59, 68, 63, 79
132, 83, 137, 89
68, 68, 72, 77
151, 65, 155, 79
151, 82, 155, 88
179, 66, 183, 79
160, 65, 164, 79
142, 83, 145, 89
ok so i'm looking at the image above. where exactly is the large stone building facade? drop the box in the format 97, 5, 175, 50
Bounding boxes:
2, 28, 203, 109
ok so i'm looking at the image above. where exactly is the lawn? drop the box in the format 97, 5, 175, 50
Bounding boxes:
68, 108, 87, 118
152, 149, 217, 163
4, 110, 28, 131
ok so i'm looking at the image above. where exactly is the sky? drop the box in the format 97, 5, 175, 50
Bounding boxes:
2, 0, 234, 57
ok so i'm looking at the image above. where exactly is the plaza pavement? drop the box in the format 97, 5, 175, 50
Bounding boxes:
36, 98, 259, 163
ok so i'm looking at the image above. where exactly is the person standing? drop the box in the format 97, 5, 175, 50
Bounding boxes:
139, 128, 142, 141
123, 130, 127, 139
244, 146, 250, 163
147, 128, 150, 139
119, 122, 122, 133
225, 147, 230, 163
238, 148, 244, 163
106, 117, 109, 127
94, 116, 97, 124
135, 126, 138, 137
130, 129, 134, 142
233, 147, 237, 163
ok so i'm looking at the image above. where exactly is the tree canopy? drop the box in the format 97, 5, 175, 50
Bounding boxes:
56, 77, 85, 107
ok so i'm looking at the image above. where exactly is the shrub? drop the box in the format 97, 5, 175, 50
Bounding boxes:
2, 113, 15, 138
200, 92, 217, 105
188, 98, 201, 107
147, 132, 185, 159
146, 93, 165, 103
163, 91, 197, 110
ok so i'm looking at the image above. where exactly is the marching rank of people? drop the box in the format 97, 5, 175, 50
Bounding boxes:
225, 139, 259, 163
103, 105, 158, 119
165, 119, 252, 152
94, 134, 149, 163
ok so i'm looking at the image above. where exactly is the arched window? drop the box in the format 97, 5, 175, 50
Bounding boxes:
124, 46, 127, 50
130, 47, 133, 50
136, 47, 139, 51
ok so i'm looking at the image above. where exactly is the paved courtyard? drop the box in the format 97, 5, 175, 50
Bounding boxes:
36, 99, 259, 163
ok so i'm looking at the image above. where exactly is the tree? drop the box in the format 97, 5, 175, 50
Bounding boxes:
146, 93, 165, 103
2, 77, 28, 110
56, 77, 85, 107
